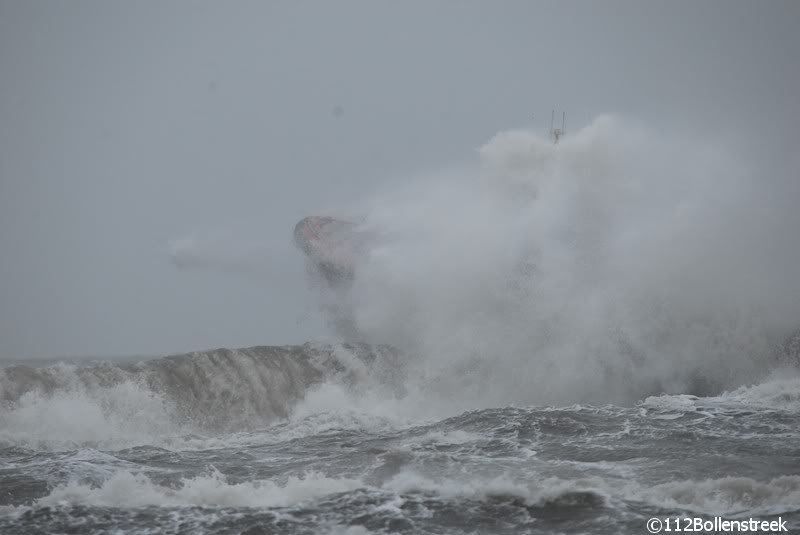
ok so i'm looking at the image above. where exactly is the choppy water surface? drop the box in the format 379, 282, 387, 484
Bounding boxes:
1, 345, 798, 534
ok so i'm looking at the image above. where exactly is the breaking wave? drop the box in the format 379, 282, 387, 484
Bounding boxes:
9, 466, 799, 518
1, 339, 798, 451
33, 469, 363, 509
0, 344, 403, 449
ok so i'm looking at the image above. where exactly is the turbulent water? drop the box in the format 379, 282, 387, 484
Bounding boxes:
1, 343, 799, 534
4, 118, 800, 533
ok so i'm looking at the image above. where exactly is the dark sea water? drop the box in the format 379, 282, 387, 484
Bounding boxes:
1, 344, 799, 534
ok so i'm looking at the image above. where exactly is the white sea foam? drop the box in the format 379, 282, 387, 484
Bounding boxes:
7, 459, 799, 521
718, 375, 800, 410
385, 469, 800, 516
0, 381, 181, 451
636, 475, 800, 516
34, 468, 363, 509
642, 375, 800, 415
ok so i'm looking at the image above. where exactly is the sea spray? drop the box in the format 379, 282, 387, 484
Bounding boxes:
329, 116, 800, 408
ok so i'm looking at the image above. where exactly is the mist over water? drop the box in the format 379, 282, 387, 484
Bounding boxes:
167, 233, 297, 280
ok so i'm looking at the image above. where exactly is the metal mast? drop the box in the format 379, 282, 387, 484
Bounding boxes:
549, 110, 566, 144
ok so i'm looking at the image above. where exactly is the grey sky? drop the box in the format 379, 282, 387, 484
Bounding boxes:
1, 1, 798, 358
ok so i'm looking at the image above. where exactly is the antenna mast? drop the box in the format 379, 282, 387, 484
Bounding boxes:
549, 110, 566, 144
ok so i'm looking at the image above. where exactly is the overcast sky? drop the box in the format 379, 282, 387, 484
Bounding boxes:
1, 1, 798, 358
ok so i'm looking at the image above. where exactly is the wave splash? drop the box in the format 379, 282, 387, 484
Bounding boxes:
319, 115, 800, 406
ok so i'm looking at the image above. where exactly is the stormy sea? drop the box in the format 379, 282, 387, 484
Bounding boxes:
3, 117, 800, 533
0, 343, 799, 534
